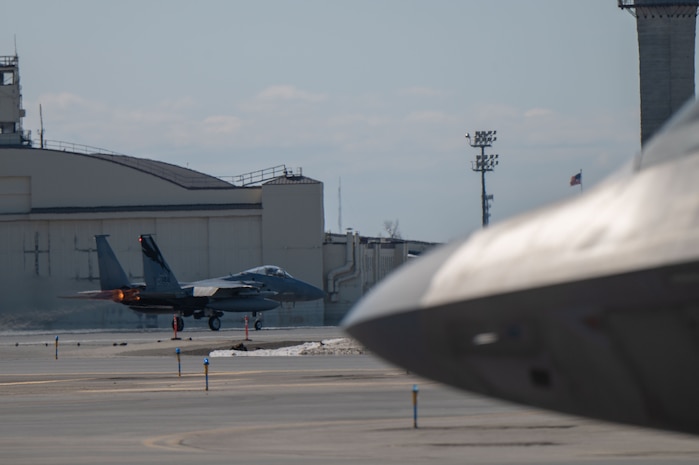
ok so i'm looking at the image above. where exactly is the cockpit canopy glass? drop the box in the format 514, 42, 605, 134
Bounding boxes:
246, 266, 292, 278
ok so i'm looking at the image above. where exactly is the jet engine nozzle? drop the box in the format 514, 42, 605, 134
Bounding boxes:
109, 288, 140, 303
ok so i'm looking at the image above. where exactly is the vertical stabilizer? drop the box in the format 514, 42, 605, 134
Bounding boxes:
139, 235, 182, 293
95, 235, 131, 290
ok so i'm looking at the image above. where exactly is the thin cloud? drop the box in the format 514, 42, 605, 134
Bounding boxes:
202, 115, 243, 135
256, 85, 327, 103
327, 113, 391, 127
524, 107, 554, 118
40, 91, 90, 107
404, 110, 456, 124
398, 86, 445, 97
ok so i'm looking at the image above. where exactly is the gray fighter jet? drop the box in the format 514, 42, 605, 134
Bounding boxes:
79, 234, 324, 331
343, 99, 699, 435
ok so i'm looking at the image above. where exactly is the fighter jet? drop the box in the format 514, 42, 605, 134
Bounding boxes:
343, 99, 699, 435
138, 234, 324, 331
78, 235, 324, 331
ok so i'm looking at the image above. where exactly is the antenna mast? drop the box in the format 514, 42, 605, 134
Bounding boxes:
338, 177, 342, 233
39, 104, 45, 148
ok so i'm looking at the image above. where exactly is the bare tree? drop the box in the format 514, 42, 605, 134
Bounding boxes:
383, 219, 402, 239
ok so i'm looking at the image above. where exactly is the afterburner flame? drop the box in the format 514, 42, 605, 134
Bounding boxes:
109, 288, 139, 303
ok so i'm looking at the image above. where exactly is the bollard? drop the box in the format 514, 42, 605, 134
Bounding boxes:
176, 347, 181, 377
54, 336, 59, 360
204, 358, 210, 391
244, 315, 250, 341
172, 314, 181, 340
412, 384, 419, 429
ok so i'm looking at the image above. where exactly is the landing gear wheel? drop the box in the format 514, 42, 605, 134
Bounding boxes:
208, 316, 221, 331
172, 316, 184, 332
254, 319, 262, 331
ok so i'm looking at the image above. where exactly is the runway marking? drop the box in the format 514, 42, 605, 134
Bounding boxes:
0, 371, 182, 377
141, 418, 403, 453
80, 387, 201, 393
0, 378, 99, 386
143, 415, 559, 455
77, 378, 415, 394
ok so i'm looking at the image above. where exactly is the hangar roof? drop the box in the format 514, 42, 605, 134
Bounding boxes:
264, 175, 321, 185
87, 153, 235, 189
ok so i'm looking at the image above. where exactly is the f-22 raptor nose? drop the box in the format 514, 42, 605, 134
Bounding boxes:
342, 239, 465, 375
342, 98, 699, 436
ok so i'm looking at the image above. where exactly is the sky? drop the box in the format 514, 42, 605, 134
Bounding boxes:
4, 1, 676, 242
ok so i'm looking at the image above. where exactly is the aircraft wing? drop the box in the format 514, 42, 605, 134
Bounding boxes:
187, 278, 263, 298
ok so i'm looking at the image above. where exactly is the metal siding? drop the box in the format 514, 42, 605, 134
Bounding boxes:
21, 223, 50, 277
100, 218, 157, 281
153, 218, 209, 281
261, 182, 324, 286
0, 176, 30, 213
208, 216, 262, 275
0, 222, 27, 276
48, 221, 103, 281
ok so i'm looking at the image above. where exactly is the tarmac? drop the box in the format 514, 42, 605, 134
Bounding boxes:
1, 326, 699, 464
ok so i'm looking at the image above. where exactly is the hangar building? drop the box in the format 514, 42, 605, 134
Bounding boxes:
0, 54, 433, 331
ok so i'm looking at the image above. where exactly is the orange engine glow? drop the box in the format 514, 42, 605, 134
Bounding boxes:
124, 289, 140, 302
109, 288, 139, 303
111, 289, 125, 302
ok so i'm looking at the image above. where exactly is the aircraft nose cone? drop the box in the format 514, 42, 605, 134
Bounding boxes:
342, 239, 467, 369
308, 284, 325, 301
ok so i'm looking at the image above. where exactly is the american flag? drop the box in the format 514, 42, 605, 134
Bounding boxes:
570, 172, 582, 186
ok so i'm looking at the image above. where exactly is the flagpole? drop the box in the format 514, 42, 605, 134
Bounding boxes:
579, 169, 583, 193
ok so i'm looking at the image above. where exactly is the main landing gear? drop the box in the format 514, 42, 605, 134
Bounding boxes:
208, 316, 221, 331
170, 313, 259, 331
192, 310, 224, 331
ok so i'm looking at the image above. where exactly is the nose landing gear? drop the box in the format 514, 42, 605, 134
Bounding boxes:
250, 311, 263, 331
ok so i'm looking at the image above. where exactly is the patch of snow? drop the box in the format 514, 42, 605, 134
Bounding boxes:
209, 337, 364, 357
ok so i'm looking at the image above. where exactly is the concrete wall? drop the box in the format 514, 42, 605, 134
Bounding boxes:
322, 233, 436, 325
634, 4, 697, 144
261, 176, 325, 326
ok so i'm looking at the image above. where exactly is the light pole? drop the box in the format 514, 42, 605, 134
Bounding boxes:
466, 130, 499, 227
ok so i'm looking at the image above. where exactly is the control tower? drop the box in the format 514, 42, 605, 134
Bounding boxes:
0, 54, 30, 146
618, 1, 699, 146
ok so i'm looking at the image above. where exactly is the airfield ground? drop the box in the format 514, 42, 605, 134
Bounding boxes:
1, 327, 698, 465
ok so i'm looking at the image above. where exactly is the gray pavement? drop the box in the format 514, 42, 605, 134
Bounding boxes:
1, 327, 698, 464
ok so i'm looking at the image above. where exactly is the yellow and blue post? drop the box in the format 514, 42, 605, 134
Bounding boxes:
176, 347, 181, 377
412, 384, 419, 429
